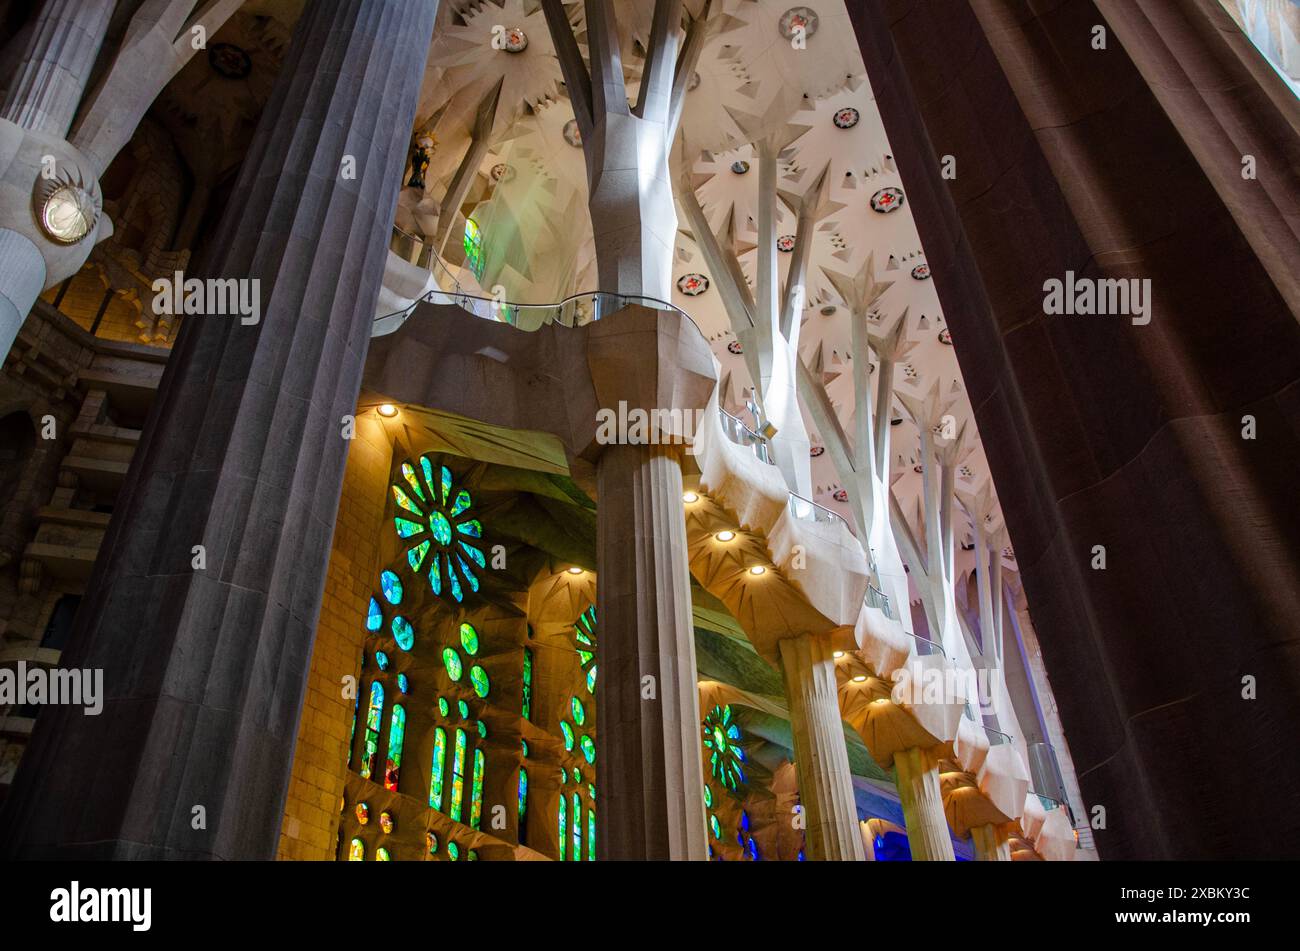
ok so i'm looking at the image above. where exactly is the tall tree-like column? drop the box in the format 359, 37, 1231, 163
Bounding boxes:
779, 632, 866, 860
1, 0, 113, 135
894, 746, 955, 861
433, 78, 503, 254
542, 0, 709, 298
0, 0, 440, 860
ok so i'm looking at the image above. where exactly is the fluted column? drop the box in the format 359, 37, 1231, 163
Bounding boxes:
894, 746, 956, 861
971, 822, 1011, 862
0, 0, 440, 860
778, 632, 865, 861
1, 0, 113, 135
595, 442, 707, 860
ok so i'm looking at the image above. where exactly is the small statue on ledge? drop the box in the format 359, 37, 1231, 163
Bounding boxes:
407, 132, 436, 190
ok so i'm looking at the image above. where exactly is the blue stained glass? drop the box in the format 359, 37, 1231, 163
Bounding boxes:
457, 520, 483, 539
391, 616, 414, 651
392, 485, 422, 517
448, 565, 464, 602
420, 457, 437, 495
366, 598, 383, 631
375, 651, 390, 671
459, 541, 485, 568
401, 462, 425, 502
394, 517, 423, 538
580, 734, 595, 764
518, 767, 528, 843
456, 553, 480, 592
440, 466, 452, 505
558, 795, 567, 862
408, 540, 430, 572
430, 510, 452, 545
451, 489, 472, 516
429, 560, 442, 596
397, 673, 410, 694
470, 665, 490, 698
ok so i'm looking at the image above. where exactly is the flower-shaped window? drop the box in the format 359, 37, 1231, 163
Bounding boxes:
702, 704, 747, 792
392, 457, 485, 603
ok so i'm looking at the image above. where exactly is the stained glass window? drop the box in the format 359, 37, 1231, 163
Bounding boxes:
438, 697, 449, 717
571, 696, 586, 726
558, 796, 566, 862
397, 673, 410, 694
476, 720, 487, 740
460, 622, 479, 655
464, 218, 485, 279
426, 831, 438, 856
443, 647, 462, 681
376, 847, 391, 861
571, 793, 582, 861
517, 767, 528, 844
380, 571, 403, 605
574, 605, 597, 693
447, 841, 460, 862
384, 704, 405, 791
449, 728, 467, 822
469, 748, 485, 830
702, 704, 746, 791
522, 647, 533, 720
470, 665, 490, 698
366, 597, 383, 631
390, 458, 485, 603
375, 650, 390, 671
429, 727, 447, 810
587, 808, 596, 861
360, 681, 384, 780
349, 838, 365, 861
560, 720, 575, 751
457, 699, 469, 718
580, 734, 595, 764
392, 616, 414, 651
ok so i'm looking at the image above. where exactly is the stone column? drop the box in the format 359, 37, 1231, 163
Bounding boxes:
595, 442, 707, 860
0, 228, 45, 352
0, 0, 113, 135
971, 822, 1011, 862
894, 746, 955, 861
0, 0, 440, 860
778, 632, 865, 860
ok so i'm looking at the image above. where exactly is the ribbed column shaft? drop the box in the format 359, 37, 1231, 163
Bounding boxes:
778, 632, 865, 861
0, 228, 45, 357
0, 0, 113, 136
0, 0, 439, 860
595, 442, 707, 860
894, 746, 956, 861
971, 822, 1011, 861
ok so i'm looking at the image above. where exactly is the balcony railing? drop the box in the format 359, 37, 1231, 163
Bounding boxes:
865, 582, 897, 621
719, 407, 772, 464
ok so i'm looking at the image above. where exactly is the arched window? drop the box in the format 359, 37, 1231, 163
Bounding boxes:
360, 681, 384, 780
517, 767, 528, 846
449, 728, 467, 822
464, 218, 485, 279
429, 727, 447, 810
522, 646, 533, 720
469, 748, 485, 830
348, 838, 365, 861
384, 704, 405, 791
557, 793, 567, 862
571, 792, 582, 861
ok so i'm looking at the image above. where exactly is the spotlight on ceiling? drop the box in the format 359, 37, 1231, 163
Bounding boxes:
377, 403, 399, 418
566, 566, 584, 575
715, 530, 736, 542
748, 565, 766, 576
682, 491, 699, 503
832, 650, 845, 659
852, 675, 868, 683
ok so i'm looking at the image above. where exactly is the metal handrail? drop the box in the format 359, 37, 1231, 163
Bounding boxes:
718, 407, 772, 464
865, 582, 896, 621
787, 492, 849, 531
910, 631, 946, 658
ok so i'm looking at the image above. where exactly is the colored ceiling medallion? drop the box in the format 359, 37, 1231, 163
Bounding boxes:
731, 160, 750, 175
832, 488, 849, 502
810, 445, 825, 457
574, 605, 597, 694
727, 339, 743, 354
355, 802, 370, 824
563, 118, 583, 147
938, 327, 953, 345
391, 456, 485, 603
870, 186, 906, 213
379, 811, 394, 834
701, 704, 747, 791
776, 234, 796, 253
832, 106, 860, 129
208, 42, 252, 79
677, 272, 709, 296
911, 263, 932, 280
779, 7, 820, 40
490, 162, 514, 183
499, 27, 528, 52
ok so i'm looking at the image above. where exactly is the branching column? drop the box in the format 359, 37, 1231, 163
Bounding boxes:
971, 822, 1011, 862
894, 746, 956, 861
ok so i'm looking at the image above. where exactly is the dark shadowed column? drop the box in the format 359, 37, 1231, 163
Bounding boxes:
0, 0, 440, 859
848, 0, 1300, 859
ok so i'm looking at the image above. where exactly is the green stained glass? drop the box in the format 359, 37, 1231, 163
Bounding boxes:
394, 517, 423, 539
380, 571, 403, 605
420, 457, 436, 495
464, 218, 485, 279
703, 785, 713, 808
451, 489, 472, 517
476, 720, 487, 739
702, 704, 746, 790
360, 681, 383, 780
470, 665, 489, 698
571, 696, 586, 726
469, 748, 485, 830
457, 520, 483, 539
522, 647, 533, 721
558, 795, 567, 862
560, 720, 575, 751
366, 597, 383, 632
429, 727, 447, 810
577, 649, 594, 666
392, 484, 422, 517
401, 462, 425, 502
459, 542, 485, 569
426, 832, 438, 855
391, 616, 414, 651
521, 739, 529, 758
517, 767, 528, 844
443, 647, 462, 681
407, 540, 430, 573
447, 841, 460, 861
438, 697, 449, 717
572, 793, 582, 861
459, 622, 479, 655
384, 704, 405, 792
348, 838, 365, 861
588, 783, 595, 800
449, 729, 467, 822
448, 564, 464, 602
440, 465, 453, 505
587, 808, 595, 861
457, 699, 469, 718
467, 850, 478, 862
430, 510, 452, 545
376, 847, 391, 861
586, 666, 597, 694
456, 553, 480, 592
710, 814, 721, 839
580, 734, 595, 764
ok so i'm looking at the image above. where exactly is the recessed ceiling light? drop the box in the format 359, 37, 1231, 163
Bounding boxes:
748, 565, 766, 576
715, 530, 736, 542
682, 492, 699, 503
852, 675, 867, 683
377, 403, 398, 418
566, 566, 583, 575
832, 650, 845, 658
